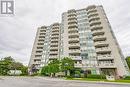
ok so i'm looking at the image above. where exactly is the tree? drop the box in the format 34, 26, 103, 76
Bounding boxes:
21, 66, 28, 75
0, 56, 28, 76
61, 57, 74, 76
4, 56, 14, 62
41, 59, 60, 77
0, 60, 9, 75
126, 56, 130, 69
41, 66, 49, 76
0, 56, 14, 75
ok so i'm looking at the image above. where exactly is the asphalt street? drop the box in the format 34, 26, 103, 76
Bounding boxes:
0, 77, 130, 87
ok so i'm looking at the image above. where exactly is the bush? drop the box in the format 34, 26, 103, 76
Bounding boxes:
124, 76, 130, 80
74, 71, 81, 78
87, 74, 106, 79
66, 75, 73, 78
30, 73, 38, 76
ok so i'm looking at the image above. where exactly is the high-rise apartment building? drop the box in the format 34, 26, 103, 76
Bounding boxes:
28, 5, 129, 78
28, 23, 61, 72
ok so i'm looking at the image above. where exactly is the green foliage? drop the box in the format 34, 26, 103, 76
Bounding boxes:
10, 62, 23, 70
126, 56, 130, 69
87, 74, 106, 79
40, 57, 74, 77
41, 66, 49, 75
0, 56, 27, 76
0, 56, 14, 75
61, 57, 74, 76
75, 71, 81, 75
124, 76, 130, 80
41, 59, 60, 76
20, 66, 28, 75
0, 61, 9, 75
61, 57, 74, 71
66, 75, 73, 78
74, 71, 81, 78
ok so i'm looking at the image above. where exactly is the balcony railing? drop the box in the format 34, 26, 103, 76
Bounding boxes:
92, 29, 104, 36
74, 64, 82, 68
69, 49, 80, 53
97, 55, 114, 60
93, 35, 106, 40
98, 63, 116, 68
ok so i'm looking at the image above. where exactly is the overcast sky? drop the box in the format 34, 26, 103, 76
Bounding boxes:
0, 0, 130, 65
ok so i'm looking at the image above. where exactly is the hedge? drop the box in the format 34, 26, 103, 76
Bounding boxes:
87, 74, 106, 79
124, 76, 130, 80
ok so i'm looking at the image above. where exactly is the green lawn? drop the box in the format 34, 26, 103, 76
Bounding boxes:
107, 80, 130, 83
66, 78, 130, 83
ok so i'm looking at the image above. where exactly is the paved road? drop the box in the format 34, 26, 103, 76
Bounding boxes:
0, 77, 130, 87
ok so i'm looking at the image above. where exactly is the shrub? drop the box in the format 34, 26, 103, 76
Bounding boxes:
66, 75, 73, 78
74, 71, 81, 78
124, 76, 130, 80
87, 74, 106, 79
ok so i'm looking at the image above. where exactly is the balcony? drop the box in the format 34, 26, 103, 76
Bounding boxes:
89, 16, 99, 21
38, 39, 44, 42
93, 35, 106, 40
49, 56, 58, 60
94, 41, 108, 46
98, 63, 116, 68
74, 64, 82, 68
50, 47, 58, 50
90, 21, 101, 26
69, 49, 80, 53
33, 60, 41, 65
52, 28, 59, 32
69, 44, 80, 49
68, 25, 78, 29
39, 33, 46, 36
97, 55, 114, 60
36, 49, 43, 51
87, 12, 98, 17
68, 17, 77, 20
68, 29, 78, 33
69, 37, 79, 41
50, 50, 58, 53
52, 31, 59, 33
51, 36, 59, 39
96, 47, 111, 53
68, 33, 79, 37
51, 38, 59, 41
89, 20, 100, 25
88, 13, 98, 18
92, 29, 104, 36
71, 56, 82, 60
91, 26, 103, 31
51, 43, 58, 45
51, 35, 59, 38
40, 29, 46, 32
51, 33, 59, 36
87, 7, 96, 12
52, 26, 59, 29
68, 23, 77, 27
87, 9, 97, 15
67, 12, 76, 17
35, 52, 42, 55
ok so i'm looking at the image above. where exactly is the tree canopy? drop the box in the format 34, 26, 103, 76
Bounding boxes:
41, 57, 74, 77
0, 56, 28, 75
